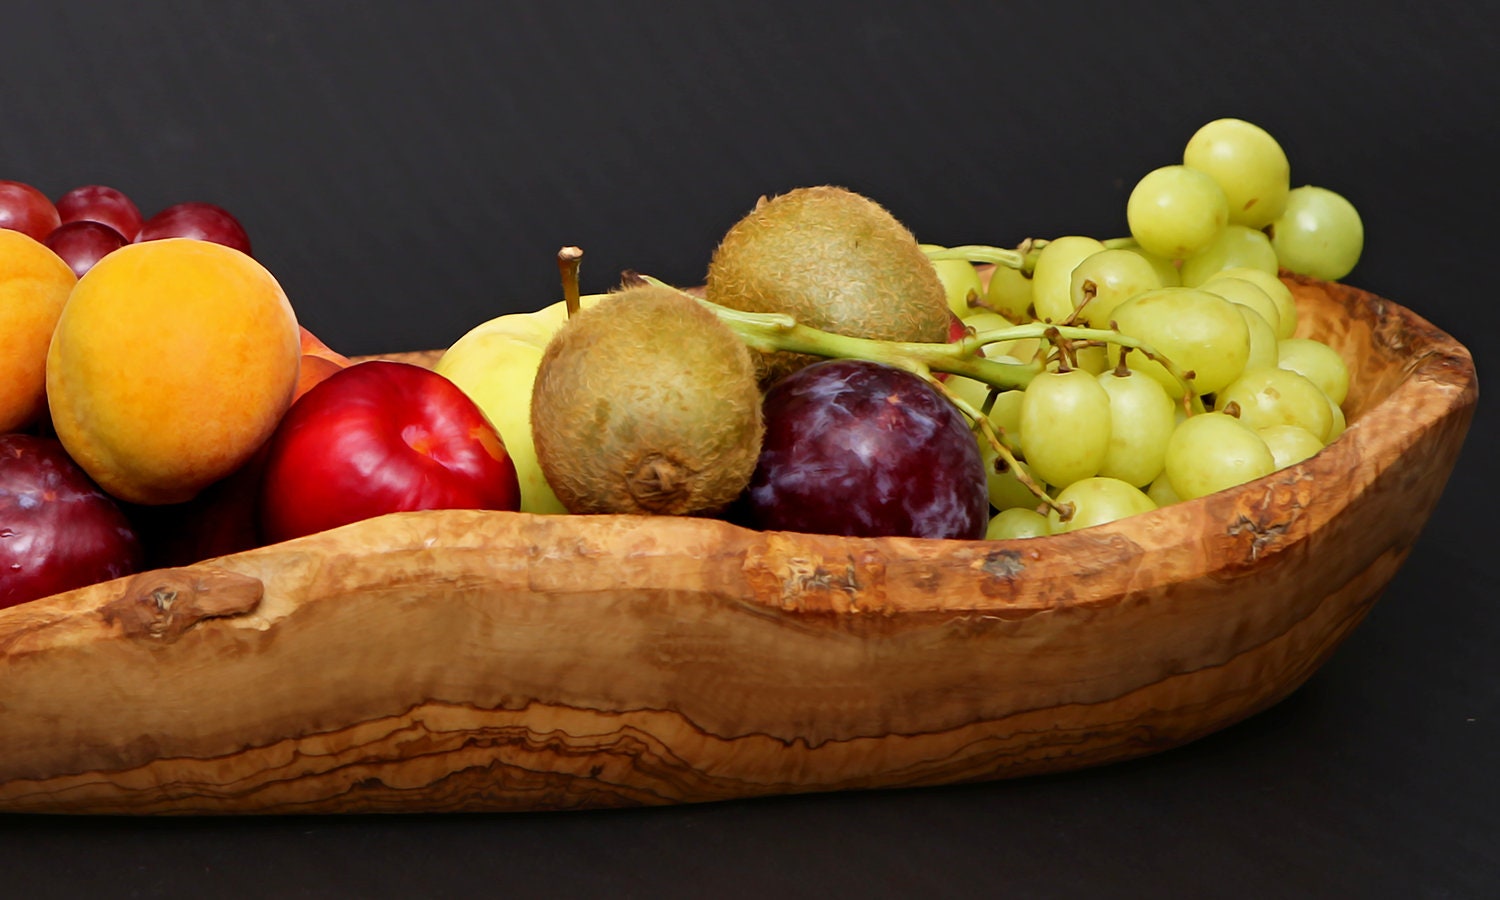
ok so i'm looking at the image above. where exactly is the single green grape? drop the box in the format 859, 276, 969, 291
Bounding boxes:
985, 263, 1034, 321
1217, 366, 1335, 441
1127, 165, 1229, 260
1118, 239, 1182, 287
987, 507, 1050, 540
1277, 337, 1350, 406
1164, 411, 1276, 500
1326, 393, 1347, 441
1020, 368, 1111, 489
1146, 471, 1182, 507
1178, 224, 1279, 286
980, 440, 1042, 511
1198, 275, 1282, 335
1031, 235, 1106, 323
1214, 266, 1299, 339
1269, 185, 1364, 281
1096, 368, 1176, 488
1111, 287, 1251, 396
1182, 118, 1291, 229
1047, 476, 1157, 533
922, 247, 986, 320
1257, 424, 1325, 470
1070, 248, 1163, 328
1236, 305, 1281, 373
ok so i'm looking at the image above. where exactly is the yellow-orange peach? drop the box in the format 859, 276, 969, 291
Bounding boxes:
0, 230, 77, 432
46, 238, 301, 504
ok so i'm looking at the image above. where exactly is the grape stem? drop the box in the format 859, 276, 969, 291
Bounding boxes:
923, 237, 1137, 275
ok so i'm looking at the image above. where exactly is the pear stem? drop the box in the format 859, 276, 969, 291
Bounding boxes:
557, 246, 584, 319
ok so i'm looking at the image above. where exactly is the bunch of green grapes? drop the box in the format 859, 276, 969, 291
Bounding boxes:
925, 118, 1358, 540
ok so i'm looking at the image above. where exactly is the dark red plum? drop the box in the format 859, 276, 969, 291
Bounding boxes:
1, 434, 143, 609
136, 201, 252, 256
46, 220, 128, 278
56, 184, 143, 241
748, 360, 988, 540
0, 180, 60, 241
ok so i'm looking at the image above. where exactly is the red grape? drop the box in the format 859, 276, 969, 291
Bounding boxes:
0, 180, 61, 241
56, 184, 143, 240
1, 434, 143, 609
747, 360, 989, 540
136, 201, 252, 255
45, 220, 128, 278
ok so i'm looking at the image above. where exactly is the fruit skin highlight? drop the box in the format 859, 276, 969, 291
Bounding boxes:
45, 238, 301, 505
531, 285, 763, 517
705, 185, 950, 385
0, 230, 76, 433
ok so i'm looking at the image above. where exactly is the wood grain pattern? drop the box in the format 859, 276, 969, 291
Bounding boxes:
0, 276, 1477, 814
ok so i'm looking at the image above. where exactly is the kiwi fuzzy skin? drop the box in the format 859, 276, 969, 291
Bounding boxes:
530, 285, 764, 516
704, 185, 951, 384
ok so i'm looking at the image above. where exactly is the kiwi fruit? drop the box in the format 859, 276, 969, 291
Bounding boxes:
705, 185, 951, 384
530, 284, 763, 517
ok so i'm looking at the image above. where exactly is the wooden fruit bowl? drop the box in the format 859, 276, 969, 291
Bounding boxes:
0, 275, 1476, 815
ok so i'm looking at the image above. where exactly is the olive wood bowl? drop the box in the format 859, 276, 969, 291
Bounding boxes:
0, 274, 1476, 815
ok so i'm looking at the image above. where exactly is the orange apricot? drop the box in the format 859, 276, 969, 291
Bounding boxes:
46, 238, 301, 504
0, 230, 77, 432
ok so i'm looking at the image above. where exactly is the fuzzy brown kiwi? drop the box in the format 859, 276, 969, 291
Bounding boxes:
704, 185, 951, 385
530, 284, 763, 516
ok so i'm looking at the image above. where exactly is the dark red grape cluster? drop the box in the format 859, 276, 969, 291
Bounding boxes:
0, 179, 251, 278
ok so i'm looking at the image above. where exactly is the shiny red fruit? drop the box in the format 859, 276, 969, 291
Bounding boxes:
136, 201, 252, 256
1, 434, 143, 610
0, 180, 61, 241
56, 184, 143, 241
46, 220, 128, 278
258, 361, 520, 544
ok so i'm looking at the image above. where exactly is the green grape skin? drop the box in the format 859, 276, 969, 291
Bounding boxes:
1213, 267, 1299, 339
987, 507, 1050, 540
1096, 368, 1176, 488
1070, 248, 1163, 328
1031, 236, 1106, 323
1182, 118, 1291, 229
1118, 239, 1183, 287
1258, 424, 1325, 469
1164, 411, 1276, 501
1277, 337, 1350, 406
949, 379, 1026, 453
1236, 305, 1281, 373
1269, 185, 1364, 281
1146, 471, 1182, 507
980, 441, 1042, 511
1217, 366, 1335, 441
1127, 165, 1229, 260
1111, 287, 1251, 397
922, 248, 986, 320
985, 264, 1034, 321
1019, 369, 1112, 489
1047, 477, 1157, 533
1198, 275, 1282, 335
1326, 394, 1347, 441
1178, 224, 1279, 286
1074, 343, 1110, 375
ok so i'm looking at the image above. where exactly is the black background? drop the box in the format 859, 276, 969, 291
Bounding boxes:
2, 2, 1496, 897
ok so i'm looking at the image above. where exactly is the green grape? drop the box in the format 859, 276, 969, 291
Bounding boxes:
1111, 287, 1251, 396
1326, 394, 1347, 441
1277, 337, 1350, 405
1198, 275, 1282, 335
1119, 239, 1183, 287
987, 507, 1050, 540
1019, 368, 1111, 489
1096, 368, 1176, 487
1258, 424, 1325, 470
1146, 471, 1182, 507
1217, 366, 1335, 441
950, 378, 1026, 452
1178, 224, 1279, 286
1214, 266, 1298, 338
1269, 185, 1364, 281
922, 247, 986, 320
963, 310, 1014, 338
1126, 165, 1229, 260
1164, 411, 1276, 500
985, 263, 1034, 321
980, 440, 1042, 511
1235, 305, 1281, 373
1074, 343, 1110, 375
1070, 248, 1163, 328
1031, 235, 1106, 323
988, 335, 1041, 363
1182, 118, 1291, 229
1047, 476, 1157, 533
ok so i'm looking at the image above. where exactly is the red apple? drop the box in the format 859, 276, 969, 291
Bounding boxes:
258, 360, 520, 543
1, 434, 143, 609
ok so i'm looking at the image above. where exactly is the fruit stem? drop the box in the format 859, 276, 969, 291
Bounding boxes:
924, 237, 1137, 274
933, 379, 1066, 515
558, 246, 584, 319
